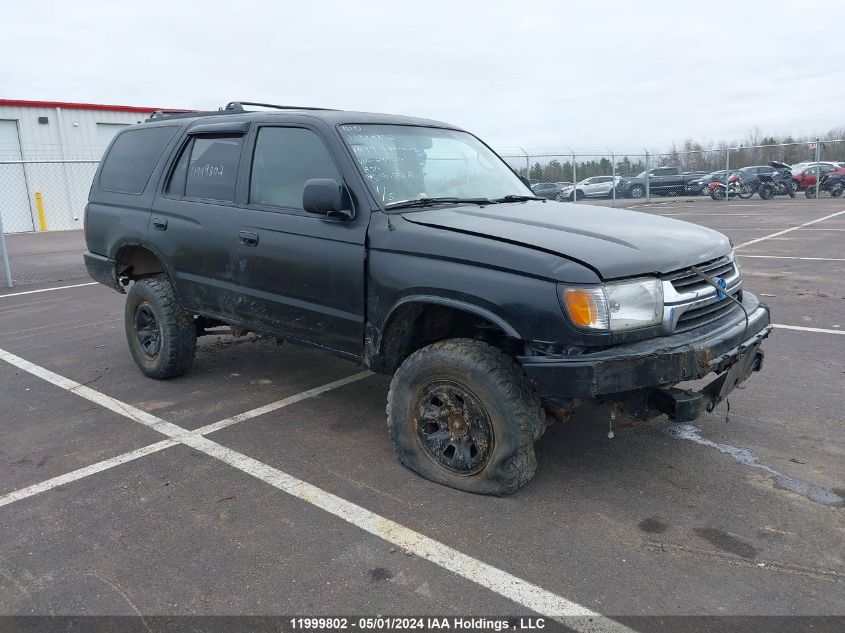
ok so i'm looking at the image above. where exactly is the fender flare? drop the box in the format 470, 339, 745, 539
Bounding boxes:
382, 294, 521, 340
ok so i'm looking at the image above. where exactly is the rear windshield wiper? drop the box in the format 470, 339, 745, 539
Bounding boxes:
385, 197, 493, 210
493, 194, 544, 202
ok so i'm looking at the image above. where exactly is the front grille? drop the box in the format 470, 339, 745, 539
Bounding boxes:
665, 255, 736, 294
675, 290, 741, 332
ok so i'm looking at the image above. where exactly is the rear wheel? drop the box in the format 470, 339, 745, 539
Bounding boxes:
805, 187, 817, 199
125, 277, 197, 379
758, 184, 774, 200
386, 339, 542, 495
738, 183, 754, 199
710, 186, 725, 200
830, 183, 844, 198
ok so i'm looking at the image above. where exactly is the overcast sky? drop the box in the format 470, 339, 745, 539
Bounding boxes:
4, 1, 844, 153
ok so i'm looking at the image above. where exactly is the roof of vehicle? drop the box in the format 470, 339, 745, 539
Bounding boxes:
143, 101, 460, 131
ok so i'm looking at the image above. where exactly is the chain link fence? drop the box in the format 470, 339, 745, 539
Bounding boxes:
0, 159, 97, 287
1, 139, 844, 288
500, 139, 845, 204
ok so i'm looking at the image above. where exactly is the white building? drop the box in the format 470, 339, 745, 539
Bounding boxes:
0, 99, 187, 233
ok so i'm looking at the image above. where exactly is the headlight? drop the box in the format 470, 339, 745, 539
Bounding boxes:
560, 278, 664, 332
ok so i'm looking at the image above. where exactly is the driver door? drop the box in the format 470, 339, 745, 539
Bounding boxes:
233, 124, 368, 356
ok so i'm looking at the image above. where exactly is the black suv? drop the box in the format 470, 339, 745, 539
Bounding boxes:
84, 101, 771, 495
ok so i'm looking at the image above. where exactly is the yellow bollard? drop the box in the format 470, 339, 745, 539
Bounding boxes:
35, 192, 47, 231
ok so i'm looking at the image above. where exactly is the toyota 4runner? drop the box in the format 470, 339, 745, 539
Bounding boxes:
84, 101, 771, 495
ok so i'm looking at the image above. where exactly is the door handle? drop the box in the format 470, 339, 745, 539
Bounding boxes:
152, 217, 168, 231
239, 231, 259, 247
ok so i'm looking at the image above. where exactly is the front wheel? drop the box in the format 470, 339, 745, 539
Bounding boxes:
386, 339, 542, 495
125, 277, 197, 379
629, 185, 645, 199
805, 187, 817, 199
738, 184, 754, 199
830, 183, 843, 198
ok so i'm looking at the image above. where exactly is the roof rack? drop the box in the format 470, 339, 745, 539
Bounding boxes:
223, 101, 333, 112
145, 101, 334, 123
146, 109, 210, 122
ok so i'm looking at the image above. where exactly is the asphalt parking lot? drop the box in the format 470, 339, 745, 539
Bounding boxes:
0, 196, 843, 631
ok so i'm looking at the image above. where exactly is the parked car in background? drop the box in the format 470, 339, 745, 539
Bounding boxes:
618, 166, 705, 198
790, 161, 843, 176
736, 165, 778, 193
685, 170, 732, 196
793, 164, 845, 190
559, 175, 621, 201
530, 182, 564, 200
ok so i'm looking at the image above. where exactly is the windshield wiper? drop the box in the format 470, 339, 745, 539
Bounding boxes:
493, 194, 544, 202
385, 197, 493, 210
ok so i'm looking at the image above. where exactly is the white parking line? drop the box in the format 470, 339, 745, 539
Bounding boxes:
739, 255, 845, 262
0, 348, 370, 507
0, 282, 97, 298
0, 440, 178, 508
194, 371, 372, 436
0, 346, 631, 632
774, 324, 845, 335
735, 210, 845, 248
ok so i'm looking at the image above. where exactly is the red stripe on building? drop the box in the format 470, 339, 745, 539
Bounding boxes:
0, 99, 193, 114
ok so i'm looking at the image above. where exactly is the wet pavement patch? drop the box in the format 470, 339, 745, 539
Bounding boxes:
694, 527, 759, 559
669, 424, 844, 507
638, 518, 668, 534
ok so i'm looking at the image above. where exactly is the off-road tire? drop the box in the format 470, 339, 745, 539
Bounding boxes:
125, 276, 196, 379
386, 339, 543, 496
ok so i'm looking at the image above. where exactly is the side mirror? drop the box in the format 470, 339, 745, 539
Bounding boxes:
303, 179, 353, 220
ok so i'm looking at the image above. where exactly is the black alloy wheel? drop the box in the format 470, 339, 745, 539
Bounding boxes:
414, 380, 493, 475
134, 304, 161, 359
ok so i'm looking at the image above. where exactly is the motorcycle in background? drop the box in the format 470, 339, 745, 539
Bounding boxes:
757, 172, 797, 199
709, 174, 754, 200
806, 172, 845, 198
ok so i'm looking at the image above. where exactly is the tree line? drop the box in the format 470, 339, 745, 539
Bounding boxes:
510, 126, 845, 183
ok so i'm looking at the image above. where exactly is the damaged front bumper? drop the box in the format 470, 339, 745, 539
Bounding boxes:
518, 292, 771, 422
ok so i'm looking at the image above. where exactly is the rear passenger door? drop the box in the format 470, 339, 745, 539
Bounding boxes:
234, 123, 368, 356
152, 123, 248, 317
587, 176, 612, 197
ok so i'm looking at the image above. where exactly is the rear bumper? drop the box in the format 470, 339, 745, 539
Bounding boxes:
518, 292, 771, 403
83, 251, 120, 291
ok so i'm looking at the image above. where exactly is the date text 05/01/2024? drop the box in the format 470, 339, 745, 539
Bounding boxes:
288, 617, 547, 631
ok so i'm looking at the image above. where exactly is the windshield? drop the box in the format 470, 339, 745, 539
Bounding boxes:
338, 124, 532, 205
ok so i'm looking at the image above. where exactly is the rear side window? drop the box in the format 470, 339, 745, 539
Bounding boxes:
99, 126, 178, 194
166, 135, 244, 202
249, 127, 339, 210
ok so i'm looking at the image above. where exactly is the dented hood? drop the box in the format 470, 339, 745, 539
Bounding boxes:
400, 201, 732, 280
